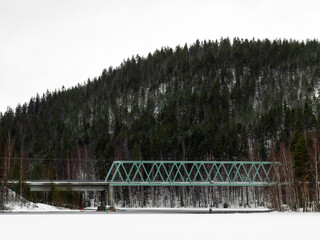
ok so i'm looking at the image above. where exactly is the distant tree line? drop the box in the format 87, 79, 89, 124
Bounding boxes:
1, 38, 320, 210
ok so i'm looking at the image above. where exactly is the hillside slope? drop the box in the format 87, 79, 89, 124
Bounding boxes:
1, 38, 320, 209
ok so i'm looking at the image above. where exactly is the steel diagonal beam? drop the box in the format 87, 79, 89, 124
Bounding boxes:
213, 163, 224, 182
173, 163, 185, 183
138, 162, 146, 182
207, 164, 215, 182
237, 163, 245, 183
177, 162, 186, 182
125, 163, 137, 183
252, 164, 262, 182
271, 163, 281, 182
130, 162, 139, 182
105, 162, 116, 182
232, 163, 243, 182
262, 164, 272, 182
245, 164, 255, 182
179, 163, 188, 181
202, 163, 211, 182
191, 163, 199, 182
153, 163, 165, 183
234, 163, 241, 182
166, 163, 176, 183
118, 163, 126, 182
151, 163, 161, 183
238, 163, 246, 182
198, 163, 206, 182
200, 163, 211, 182
227, 163, 236, 183
195, 163, 205, 182
242, 164, 251, 182
159, 163, 167, 182
141, 163, 148, 179
131, 162, 145, 183
151, 163, 160, 183
182, 163, 193, 182
192, 163, 204, 182
172, 163, 180, 182
183, 164, 194, 183
142, 163, 154, 183
110, 162, 122, 183
161, 162, 171, 183
222, 163, 231, 182
120, 163, 130, 183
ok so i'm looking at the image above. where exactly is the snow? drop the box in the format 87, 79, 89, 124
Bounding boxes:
3, 188, 73, 212
1, 189, 319, 239
0, 212, 319, 240
4, 201, 70, 212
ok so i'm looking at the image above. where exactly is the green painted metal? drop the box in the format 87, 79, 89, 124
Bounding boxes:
105, 161, 281, 187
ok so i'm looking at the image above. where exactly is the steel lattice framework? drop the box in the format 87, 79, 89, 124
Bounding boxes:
105, 161, 281, 186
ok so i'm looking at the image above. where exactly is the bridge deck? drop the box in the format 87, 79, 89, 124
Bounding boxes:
6, 180, 276, 191
109, 181, 275, 186
7, 180, 109, 191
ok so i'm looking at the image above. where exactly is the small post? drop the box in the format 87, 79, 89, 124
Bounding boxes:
106, 205, 108, 214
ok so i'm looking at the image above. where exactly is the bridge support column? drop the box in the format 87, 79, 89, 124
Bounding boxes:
108, 186, 114, 206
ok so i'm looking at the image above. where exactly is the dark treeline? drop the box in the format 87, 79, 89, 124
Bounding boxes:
1, 38, 320, 210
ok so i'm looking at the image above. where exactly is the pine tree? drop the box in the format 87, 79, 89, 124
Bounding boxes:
292, 132, 311, 211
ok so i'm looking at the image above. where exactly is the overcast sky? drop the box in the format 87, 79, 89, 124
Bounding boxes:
0, 0, 319, 113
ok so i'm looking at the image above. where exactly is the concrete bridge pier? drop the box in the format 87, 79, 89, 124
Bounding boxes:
108, 186, 114, 206
99, 186, 113, 209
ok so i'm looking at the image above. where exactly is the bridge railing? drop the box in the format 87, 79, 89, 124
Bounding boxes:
105, 161, 281, 186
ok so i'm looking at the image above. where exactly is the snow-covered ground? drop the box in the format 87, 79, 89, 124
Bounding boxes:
2, 188, 73, 212
1, 189, 319, 239
0, 212, 319, 240
5, 201, 71, 212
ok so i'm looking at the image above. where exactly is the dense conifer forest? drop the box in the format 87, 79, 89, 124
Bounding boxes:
1, 38, 320, 210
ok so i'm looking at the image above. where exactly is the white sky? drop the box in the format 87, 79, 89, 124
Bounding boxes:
0, 0, 319, 113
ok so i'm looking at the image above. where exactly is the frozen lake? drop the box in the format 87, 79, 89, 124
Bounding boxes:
1, 211, 319, 240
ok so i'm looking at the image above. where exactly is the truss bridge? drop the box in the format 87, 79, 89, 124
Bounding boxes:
105, 161, 281, 187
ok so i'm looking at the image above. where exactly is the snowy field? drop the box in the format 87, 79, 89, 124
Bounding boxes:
1, 212, 319, 240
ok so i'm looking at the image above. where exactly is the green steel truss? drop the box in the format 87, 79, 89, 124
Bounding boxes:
105, 161, 281, 186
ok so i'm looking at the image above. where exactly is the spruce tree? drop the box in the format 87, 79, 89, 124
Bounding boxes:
292, 132, 311, 211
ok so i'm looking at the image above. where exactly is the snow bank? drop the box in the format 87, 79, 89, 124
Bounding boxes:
2, 188, 72, 212
4, 201, 72, 212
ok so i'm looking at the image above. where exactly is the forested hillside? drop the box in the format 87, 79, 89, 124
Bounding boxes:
1, 38, 320, 210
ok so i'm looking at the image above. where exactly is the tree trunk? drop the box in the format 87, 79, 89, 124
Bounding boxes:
20, 145, 23, 197
313, 134, 319, 210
